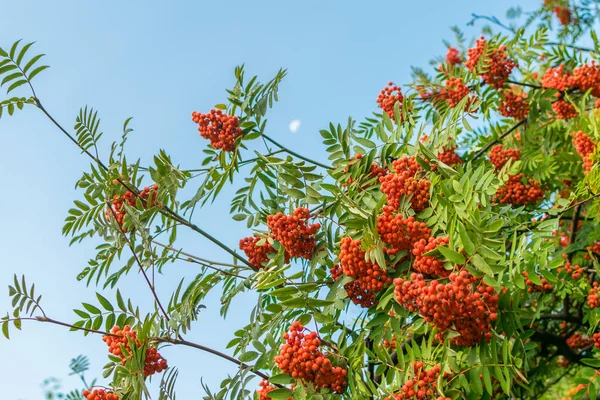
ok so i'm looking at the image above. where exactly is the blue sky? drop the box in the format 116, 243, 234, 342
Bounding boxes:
0, 1, 538, 398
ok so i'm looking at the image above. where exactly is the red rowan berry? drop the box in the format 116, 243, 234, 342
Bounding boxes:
378, 82, 404, 120
571, 62, 600, 96
466, 37, 516, 88
83, 389, 119, 400
239, 235, 289, 269
446, 47, 463, 65
267, 208, 320, 260
385, 362, 450, 400
522, 271, 553, 293
553, 6, 571, 25
589, 282, 600, 309
379, 156, 431, 212
440, 77, 473, 108
191, 109, 242, 152
566, 332, 592, 350
105, 184, 159, 230
412, 236, 452, 277
488, 145, 521, 171
377, 205, 431, 255
257, 379, 292, 400
542, 64, 572, 91
274, 322, 347, 393
552, 99, 578, 120
437, 145, 463, 166
495, 174, 544, 206
499, 90, 530, 120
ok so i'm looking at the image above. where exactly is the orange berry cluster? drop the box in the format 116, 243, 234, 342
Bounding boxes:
571, 62, 600, 97
83, 389, 119, 400
594, 333, 600, 348
553, 6, 572, 25
440, 77, 472, 108
552, 99, 578, 120
489, 145, 521, 171
377, 205, 431, 255
394, 271, 499, 346
522, 271, 553, 293
588, 282, 600, 309
412, 237, 451, 277
267, 207, 320, 260
257, 379, 291, 400
191, 109, 242, 152
495, 173, 544, 206
331, 263, 378, 308
274, 322, 347, 393
337, 237, 392, 308
572, 131, 596, 174
377, 82, 404, 119
446, 47, 462, 65
380, 156, 431, 212
102, 325, 167, 377
437, 146, 463, 166
385, 362, 450, 400
239, 235, 288, 269
566, 332, 592, 350
466, 37, 516, 89
105, 184, 159, 228
542, 64, 572, 91
559, 262, 583, 280
589, 241, 600, 255
499, 90, 530, 120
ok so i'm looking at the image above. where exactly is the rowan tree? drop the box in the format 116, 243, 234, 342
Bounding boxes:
4, 1, 600, 399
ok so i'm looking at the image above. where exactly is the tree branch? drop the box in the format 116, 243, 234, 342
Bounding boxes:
472, 119, 527, 160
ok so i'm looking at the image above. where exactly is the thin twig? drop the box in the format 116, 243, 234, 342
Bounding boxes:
472, 119, 527, 160
262, 134, 332, 170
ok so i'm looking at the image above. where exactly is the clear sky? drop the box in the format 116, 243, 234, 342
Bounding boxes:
0, 1, 538, 398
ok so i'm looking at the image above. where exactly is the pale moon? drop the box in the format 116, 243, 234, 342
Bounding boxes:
289, 120, 301, 133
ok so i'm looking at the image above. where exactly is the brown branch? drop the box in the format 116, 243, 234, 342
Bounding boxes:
531, 330, 585, 364
472, 119, 527, 160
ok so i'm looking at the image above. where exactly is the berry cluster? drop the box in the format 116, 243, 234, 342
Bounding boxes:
566, 332, 592, 350
542, 64, 572, 91
437, 146, 463, 166
412, 237, 451, 277
191, 109, 242, 152
440, 77, 472, 108
594, 333, 600, 349
105, 184, 159, 228
559, 262, 583, 280
257, 379, 291, 400
394, 271, 499, 346
466, 37, 516, 88
377, 205, 431, 255
572, 62, 600, 97
495, 174, 544, 206
588, 282, 600, 309
337, 237, 392, 307
499, 90, 530, 120
446, 47, 462, 65
378, 82, 404, 119
523, 271, 553, 293
552, 99, 578, 120
83, 389, 119, 400
331, 263, 377, 308
344, 153, 388, 188
489, 145, 521, 171
267, 208, 320, 260
553, 6, 572, 25
239, 235, 288, 269
385, 362, 450, 400
275, 322, 347, 393
380, 156, 431, 212
102, 325, 167, 377
572, 131, 596, 174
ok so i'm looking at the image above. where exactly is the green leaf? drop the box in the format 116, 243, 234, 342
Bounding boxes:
269, 373, 294, 385
458, 223, 476, 255
437, 246, 465, 265
2, 320, 8, 339
82, 303, 102, 314
96, 293, 114, 312
471, 254, 493, 275
238, 351, 258, 362
267, 389, 294, 399
27, 65, 49, 81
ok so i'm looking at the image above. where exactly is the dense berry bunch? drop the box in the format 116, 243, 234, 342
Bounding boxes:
589, 282, 600, 309
377, 205, 431, 255
589, 241, 600, 255
267, 208, 320, 259
560, 262, 583, 280
466, 37, 516, 88
394, 271, 499, 346
446, 47, 462, 65
331, 263, 377, 308
191, 109, 242, 152
594, 333, 600, 349
572, 131, 596, 157
412, 237, 451, 277
552, 99, 578, 120
105, 184, 159, 228
338, 237, 392, 307
380, 156, 431, 212
499, 90, 530, 120
553, 6, 572, 25
440, 77, 471, 108
385, 362, 450, 400
495, 174, 544, 206
489, 145, 521, 171
239, 235, 288, 269
257, 379, 291, 400
102, 326, 167, 377
566, 332, 592, 350
274, 322, 347, 393
572, 62, 600, 96
377, 82, 404, 119
83, 389, 119, 400
523, 271, 553, 293
542, 64, 572, 90
437, 146, 462, 166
